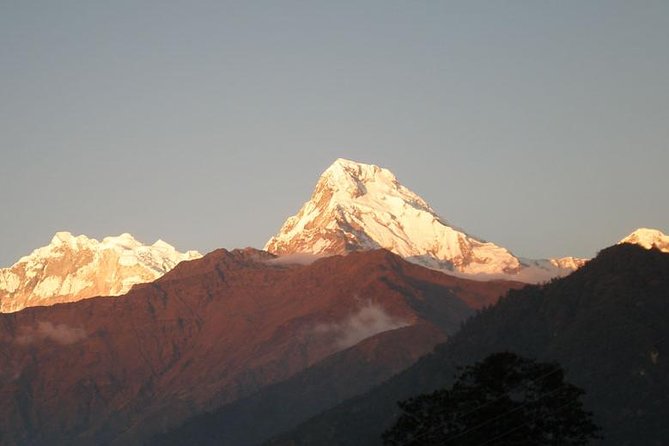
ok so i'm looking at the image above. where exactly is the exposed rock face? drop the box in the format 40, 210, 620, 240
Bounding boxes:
0, 232, 201, 313
0, 248, 518, 445
266, 158, 584, 282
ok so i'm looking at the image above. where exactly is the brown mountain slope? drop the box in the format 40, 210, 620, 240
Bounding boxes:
151, 323, 444, 446
0, 248, 519, 445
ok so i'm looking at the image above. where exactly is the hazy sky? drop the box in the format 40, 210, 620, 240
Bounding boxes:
1, 1, 668, 266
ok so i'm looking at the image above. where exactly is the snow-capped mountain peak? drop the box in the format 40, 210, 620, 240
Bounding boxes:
267, 159, 575, 280
619, 228, 669, 252
0, 232, 201, 313
51, 231, 79, 246
318, 158, 433, 211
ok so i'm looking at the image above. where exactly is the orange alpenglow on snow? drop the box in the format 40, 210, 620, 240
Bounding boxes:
0, 231, 201, 313
265, 158, 587, 283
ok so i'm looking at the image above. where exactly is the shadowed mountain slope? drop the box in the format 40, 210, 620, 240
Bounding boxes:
270, 244, 669, 446
0, 248, 516, 445
150, 323, 441, 446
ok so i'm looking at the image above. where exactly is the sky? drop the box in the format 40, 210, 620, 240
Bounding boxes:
1, 1, 668, 267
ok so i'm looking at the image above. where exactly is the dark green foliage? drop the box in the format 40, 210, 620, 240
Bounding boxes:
382, 352, 599, 445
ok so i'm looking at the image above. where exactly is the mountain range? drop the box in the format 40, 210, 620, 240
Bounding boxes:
4, 159, 667, 316
0, 232, 200, 313
0, 158, 667, 445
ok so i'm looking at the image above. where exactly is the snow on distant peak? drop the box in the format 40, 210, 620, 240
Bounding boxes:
102, 233, 143, 250
265, 159, 593, 283
319, 158, 433, 212
619, 228, 669, 252
267, 159, 551, 279
325, 159, 391, 190
51, 231, 75, 244
0, 232, 202, 313
50, 231, 89, 249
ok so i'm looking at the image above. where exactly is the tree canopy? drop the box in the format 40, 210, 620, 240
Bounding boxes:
382, 352, 600, 445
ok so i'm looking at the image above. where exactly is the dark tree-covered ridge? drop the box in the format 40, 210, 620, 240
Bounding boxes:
270, 245, 669, 445
383, 352, 600, 445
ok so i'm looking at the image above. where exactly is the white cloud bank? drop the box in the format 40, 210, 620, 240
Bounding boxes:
314, 301, 410, 350
265, 253, 326, 266
15, 321, 86, 346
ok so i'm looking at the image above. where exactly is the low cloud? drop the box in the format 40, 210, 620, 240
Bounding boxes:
15, 321, 86, 346
266, 253, 326, 266
446, 265, 574, 284
314, 301, 410, 350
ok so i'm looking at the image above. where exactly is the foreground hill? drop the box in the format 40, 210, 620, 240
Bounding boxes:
0, 232, 201, 313
0, 248, 516, 445
271, 244, 669, 445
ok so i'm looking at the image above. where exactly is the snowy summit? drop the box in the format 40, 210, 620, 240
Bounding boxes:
266, 159, 585, 282
619, 228, 669, 252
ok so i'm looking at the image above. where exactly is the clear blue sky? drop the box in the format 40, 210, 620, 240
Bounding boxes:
1, 1, 668, 266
